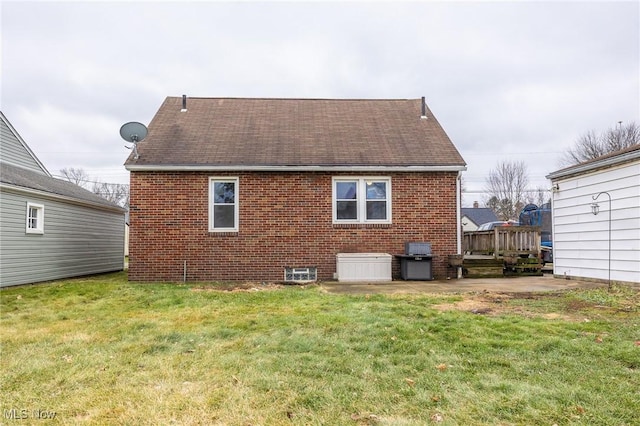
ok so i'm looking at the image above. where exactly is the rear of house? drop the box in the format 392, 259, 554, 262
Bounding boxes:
546, 144, 640, 284
125, 97, 466, 282
0, 112, 126, 287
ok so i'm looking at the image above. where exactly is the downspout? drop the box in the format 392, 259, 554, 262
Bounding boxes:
550, 181, 559, 279
456, 171, 462, 278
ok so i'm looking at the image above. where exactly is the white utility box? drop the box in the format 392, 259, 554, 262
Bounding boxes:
336, 253, 392, 282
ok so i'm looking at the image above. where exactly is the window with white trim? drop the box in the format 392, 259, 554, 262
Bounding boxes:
332, 177, 391, 224
26, 202, 44, 234
209, 177, 239, 232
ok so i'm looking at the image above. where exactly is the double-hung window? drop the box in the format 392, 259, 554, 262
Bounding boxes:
333, 177, 391, 224
26, 202, 44, 234
209, 177, 239, 232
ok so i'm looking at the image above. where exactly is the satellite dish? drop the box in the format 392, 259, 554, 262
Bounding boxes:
120, 121, 147, 159
120, 122, 148, 143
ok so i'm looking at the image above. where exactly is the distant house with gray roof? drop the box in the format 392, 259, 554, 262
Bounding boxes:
461, 202, 499, 231
124, 96, 466, 282
0, 111, 126, 287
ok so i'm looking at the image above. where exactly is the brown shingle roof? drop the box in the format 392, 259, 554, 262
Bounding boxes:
125, 97, 466, 170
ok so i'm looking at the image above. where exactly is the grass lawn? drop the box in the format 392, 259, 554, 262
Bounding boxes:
1, 272, 639, 425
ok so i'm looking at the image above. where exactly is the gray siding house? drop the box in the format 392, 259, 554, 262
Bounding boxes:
1, 112, 126, 287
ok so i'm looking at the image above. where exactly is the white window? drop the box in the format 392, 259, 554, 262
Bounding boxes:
209, 177, 239, 232
26, 202, 44, 234
332, 177, 391, 224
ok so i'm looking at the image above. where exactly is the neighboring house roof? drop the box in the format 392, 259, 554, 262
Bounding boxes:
1, 162, 124, 212
1, 111, 123, 212
461, 207, 498, 226
124, 97, 466, 172
0, 111, 51, 176
546, 143, 640, 180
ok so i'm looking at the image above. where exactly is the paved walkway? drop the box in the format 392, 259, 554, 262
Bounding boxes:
320, 274, 615, 295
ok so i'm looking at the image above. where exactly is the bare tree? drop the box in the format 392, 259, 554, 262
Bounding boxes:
59, 167, 129, 208
59, 167, 91, 188
485, 196, 515, 221
484, 160, 529, 220
92, 182, 129, 208
525, 186, 550, 207
562, 122, 639, 166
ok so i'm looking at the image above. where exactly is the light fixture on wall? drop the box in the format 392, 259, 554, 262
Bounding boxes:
591, 191, 612, 291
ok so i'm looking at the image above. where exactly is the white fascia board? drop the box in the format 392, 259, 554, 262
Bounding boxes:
125, 164, 468, 172
0, 183, 126, 214
546, 150, 640, 181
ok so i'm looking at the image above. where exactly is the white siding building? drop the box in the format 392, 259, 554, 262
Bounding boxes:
546, 144, 640, 284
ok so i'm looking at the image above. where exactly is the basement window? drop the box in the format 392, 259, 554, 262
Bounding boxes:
284, 267, 317, 282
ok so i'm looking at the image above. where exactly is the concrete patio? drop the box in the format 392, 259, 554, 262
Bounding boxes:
320, 273, 619, 295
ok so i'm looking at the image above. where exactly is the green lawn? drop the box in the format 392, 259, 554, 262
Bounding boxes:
1, 273, 638, 425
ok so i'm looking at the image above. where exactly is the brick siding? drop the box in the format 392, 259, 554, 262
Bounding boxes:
128, 171, 460, 282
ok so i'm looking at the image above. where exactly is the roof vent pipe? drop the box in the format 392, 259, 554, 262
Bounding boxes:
420, 96, 427, 119
181, 94, 187, 112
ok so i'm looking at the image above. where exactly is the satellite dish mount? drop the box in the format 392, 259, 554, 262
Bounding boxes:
120, 121, 148, 160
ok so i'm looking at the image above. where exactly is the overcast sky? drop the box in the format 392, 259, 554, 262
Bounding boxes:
2, 1, 638, 206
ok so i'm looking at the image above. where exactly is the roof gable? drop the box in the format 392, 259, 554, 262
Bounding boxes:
125, 97, 466, 171
0, 113, 123, 213
0, 111, 50, 176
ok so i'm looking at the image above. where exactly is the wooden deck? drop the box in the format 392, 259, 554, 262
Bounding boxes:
460, 227, 543, 277
463, 226, 541, 258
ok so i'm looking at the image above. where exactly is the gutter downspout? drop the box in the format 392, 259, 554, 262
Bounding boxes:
550, 180, 559, 279
456, 171, 462, 278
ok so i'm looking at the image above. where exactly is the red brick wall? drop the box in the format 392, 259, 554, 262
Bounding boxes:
128, 171, 460, 282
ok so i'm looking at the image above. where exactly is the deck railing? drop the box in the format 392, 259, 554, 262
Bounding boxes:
463, 226, 541, 258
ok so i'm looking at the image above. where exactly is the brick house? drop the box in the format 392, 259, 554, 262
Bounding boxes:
124, 96, 466, 282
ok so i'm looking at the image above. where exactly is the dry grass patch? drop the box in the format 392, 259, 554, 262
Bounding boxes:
432, 285, 640, 322
190, 281, 285, 292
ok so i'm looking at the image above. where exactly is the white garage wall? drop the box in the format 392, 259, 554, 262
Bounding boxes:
551, 160, 640, 284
